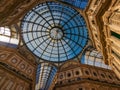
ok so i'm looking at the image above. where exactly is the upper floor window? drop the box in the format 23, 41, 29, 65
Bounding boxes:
0, 27, 19, 48
111, 31, 120, 39
0, 27, 10, 36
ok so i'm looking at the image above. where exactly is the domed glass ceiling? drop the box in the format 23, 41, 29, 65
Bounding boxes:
21, 2, 88, 62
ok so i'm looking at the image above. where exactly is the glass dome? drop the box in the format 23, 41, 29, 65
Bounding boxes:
21, 1, 88, 62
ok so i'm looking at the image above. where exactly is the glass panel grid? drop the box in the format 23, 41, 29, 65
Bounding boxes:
35, 63, 57, 90
81, 47, 111, 69
59, 0, 88, 9
21, 1, 88, 62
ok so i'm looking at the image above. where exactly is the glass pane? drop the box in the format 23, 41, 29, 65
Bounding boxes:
59, 0, 88, 9
81, 47, 111, 69
35, 63, 57, 90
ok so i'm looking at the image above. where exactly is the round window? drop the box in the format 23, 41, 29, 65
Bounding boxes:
60, 74, 63, 79
67, 73, 71, 77
93, 72, 97, 76
101, 74, 105, 78
85, 70, 89, 75
76, 71, 80, 75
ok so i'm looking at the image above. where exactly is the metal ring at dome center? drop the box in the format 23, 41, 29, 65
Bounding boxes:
50, 27, 63, 40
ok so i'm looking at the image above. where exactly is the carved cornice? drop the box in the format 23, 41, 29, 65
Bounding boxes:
0, 62, 32, 82
56, 63, 120, 87
0, 46, 37, 82
83, 0, 95, 46
59, 60, 80, 71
